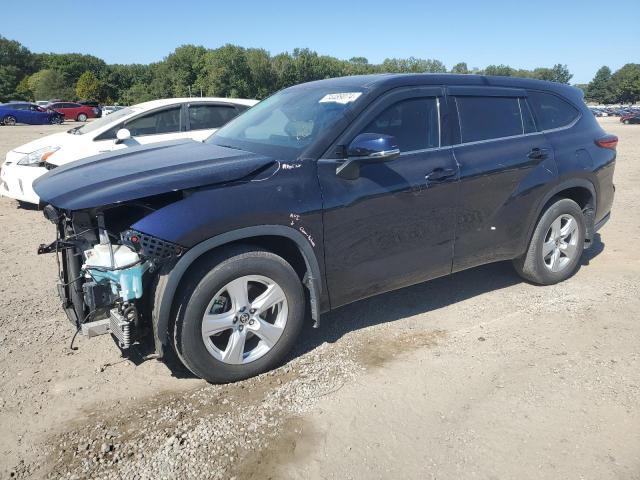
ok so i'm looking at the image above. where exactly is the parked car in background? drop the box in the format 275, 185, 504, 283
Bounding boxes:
102, 105, 125, 116
35, 100, 49, 107
622, 114, 640, 124
0, 102, 64, 126
32, 74, 616, 383
48, 102, 101, 121
1, 97, 257, 204
79, 101, 103, 117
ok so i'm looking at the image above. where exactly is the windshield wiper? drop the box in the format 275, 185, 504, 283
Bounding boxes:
67, 126, 82, 135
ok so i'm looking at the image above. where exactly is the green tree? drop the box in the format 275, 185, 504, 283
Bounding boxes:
201, 45, 252, 97
0, 65, 22, 101
451, 62, 469, 74
14, 76, 33, 101
164, 45, 208, 97
382, 57, 446, 73
0, 35, 38, 76
533, 64, 572, 83
271, 52, 298, 90
611, 64, 640, 104
31, 69, 74, 101
483, 64, 515, 77
38, 53, 106, 83
245, 48, 276, 99
120, 83, 155, 105
76, 70, 102, 100
102, 63, 151, 104
586, 66, 614, 103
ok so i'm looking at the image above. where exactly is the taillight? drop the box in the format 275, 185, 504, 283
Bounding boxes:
595, 135, 618, 150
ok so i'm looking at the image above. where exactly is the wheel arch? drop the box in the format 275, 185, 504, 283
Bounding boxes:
151, 225, 323, 356
522, 178, 597, 256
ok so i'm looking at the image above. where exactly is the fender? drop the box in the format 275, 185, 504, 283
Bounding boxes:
522, 177, 597, 255
151, 225, 323, 356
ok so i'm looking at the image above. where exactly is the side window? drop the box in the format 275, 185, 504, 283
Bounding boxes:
124, 107, 182, 136
527, 91, 579, 131
359, 97, 439, 152
456, 96, 523, 143
188, 105, 238, 131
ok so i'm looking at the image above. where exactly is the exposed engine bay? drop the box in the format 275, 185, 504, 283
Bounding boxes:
37, 197, 186, 350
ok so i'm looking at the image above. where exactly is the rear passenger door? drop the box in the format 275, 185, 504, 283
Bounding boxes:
186, 103, 243, 140
449, 87, 556, 272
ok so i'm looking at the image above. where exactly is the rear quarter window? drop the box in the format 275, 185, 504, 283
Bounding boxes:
527, 91, 579, 131
455, 96, 523, 143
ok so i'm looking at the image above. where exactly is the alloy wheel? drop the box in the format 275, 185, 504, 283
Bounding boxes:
201, 275, 288, 365
542, 213, 579, 272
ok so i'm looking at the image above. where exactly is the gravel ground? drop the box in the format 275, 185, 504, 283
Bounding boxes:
0, 118, 638, 479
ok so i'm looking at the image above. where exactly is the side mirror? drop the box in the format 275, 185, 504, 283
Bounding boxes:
336, 133, 400, 179
115, 128, 131, 144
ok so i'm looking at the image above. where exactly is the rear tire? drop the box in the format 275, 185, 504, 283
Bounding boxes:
3, 115, 16, 126
173, 245, 305, 383
513, 198, 585, 285
77, 113, 88, 122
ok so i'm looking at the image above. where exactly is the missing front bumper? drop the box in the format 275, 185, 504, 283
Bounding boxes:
79, 308, 134, 349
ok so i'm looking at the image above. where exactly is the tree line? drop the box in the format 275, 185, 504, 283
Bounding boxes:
1, 35, 638, 105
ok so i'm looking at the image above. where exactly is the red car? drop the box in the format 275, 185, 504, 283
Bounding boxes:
620, 113, 639, 124
48, 102, 101, 121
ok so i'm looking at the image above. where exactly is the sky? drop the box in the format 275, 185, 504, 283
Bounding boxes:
2, 0, 638, 84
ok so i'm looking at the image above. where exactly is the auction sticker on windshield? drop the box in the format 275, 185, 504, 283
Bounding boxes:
319, 92, 362, 104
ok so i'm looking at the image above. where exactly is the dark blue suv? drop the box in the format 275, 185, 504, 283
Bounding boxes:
35, 74, 617, 383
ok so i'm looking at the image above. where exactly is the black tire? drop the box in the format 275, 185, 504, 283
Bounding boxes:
51, 115, 63, 125
77, 113, 88, 122
624, 120, 630, 125
513, 198, 585, 285
3, 115, 16, 126
173, 245, 305, 383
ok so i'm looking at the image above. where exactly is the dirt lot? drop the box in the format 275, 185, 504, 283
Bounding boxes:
0, 118, 638, 479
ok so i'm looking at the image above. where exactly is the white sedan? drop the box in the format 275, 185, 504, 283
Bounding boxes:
0, 97, 258, 205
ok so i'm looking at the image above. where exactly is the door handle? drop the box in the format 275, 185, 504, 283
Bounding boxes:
426, 167, 457, 183
528, 147, 550, 160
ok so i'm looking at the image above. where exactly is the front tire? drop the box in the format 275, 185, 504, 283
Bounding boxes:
624, 120, 630, 125
174, 246, 305, 383
3, 115, 16, 126
77, 113, 88, 122
514, 198, 585, 285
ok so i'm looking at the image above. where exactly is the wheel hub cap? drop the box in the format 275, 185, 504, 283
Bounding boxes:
542, 213, 579, 272
201, 275, 288, 365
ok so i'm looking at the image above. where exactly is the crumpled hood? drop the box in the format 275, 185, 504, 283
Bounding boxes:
33, 139, 275, 210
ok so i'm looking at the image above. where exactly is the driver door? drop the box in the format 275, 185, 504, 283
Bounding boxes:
317, 87, 460, 308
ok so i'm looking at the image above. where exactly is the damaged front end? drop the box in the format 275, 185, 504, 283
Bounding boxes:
38, 201, 186, 350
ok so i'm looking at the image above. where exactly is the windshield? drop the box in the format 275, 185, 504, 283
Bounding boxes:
207, 86, 366, 159
69, 107, 139, 135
